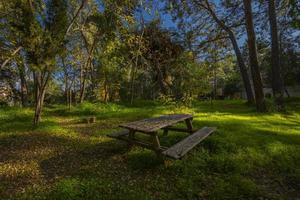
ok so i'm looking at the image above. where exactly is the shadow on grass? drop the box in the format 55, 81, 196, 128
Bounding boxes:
0, 132, 83, 198
1, 132, 143, 198
39, 140, 130, 181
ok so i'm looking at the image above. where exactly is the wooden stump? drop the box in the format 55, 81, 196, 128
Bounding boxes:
89, 116, 96, 123
83, 116, 96, 124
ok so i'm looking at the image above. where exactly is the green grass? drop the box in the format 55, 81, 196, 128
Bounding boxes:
0, 99, 299, 199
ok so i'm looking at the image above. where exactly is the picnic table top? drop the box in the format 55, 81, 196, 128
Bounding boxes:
119, 114, 192, 133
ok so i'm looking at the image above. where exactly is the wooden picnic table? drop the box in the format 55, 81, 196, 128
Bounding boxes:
108, 114, 216, 159
119, 114, 194, 133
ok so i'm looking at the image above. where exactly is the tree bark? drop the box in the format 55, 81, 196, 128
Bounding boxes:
201, 0, 255, 104
228, 31, 254, 103
213, 66, 217, 100
68, 89, 72, 110
33, 71, 50, 125
156, 65, 168, 96
268, 0, 285, 111
18, 64, 28, 107
64, 70, 69, 105
34, 87, 46, 125
103, 72, 108, 103
65, 78, 69, 105
61, 57, 69, 105
243, 0, 267, 112
129, 65, 136, 104
79, 64, 86, 103
284, 87, 290, 98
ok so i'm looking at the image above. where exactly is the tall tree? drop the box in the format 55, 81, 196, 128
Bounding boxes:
201, 0, 255, 104
8, 0, 68, 124
243, 0, 266, 112
268, 0, 284, 111
33, 0, 68, 125
167, 0, 255, 103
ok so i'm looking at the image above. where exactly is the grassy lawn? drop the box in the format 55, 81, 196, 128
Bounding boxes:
0, 99, 299, 199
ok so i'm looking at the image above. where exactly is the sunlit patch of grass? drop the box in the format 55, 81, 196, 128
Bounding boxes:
0, 161, 40, 179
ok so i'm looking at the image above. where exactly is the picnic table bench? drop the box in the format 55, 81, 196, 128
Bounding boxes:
107, 114, 216, 159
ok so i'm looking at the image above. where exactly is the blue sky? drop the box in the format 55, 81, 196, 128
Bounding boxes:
137, 1, 176, 28
137, 0, 300, 50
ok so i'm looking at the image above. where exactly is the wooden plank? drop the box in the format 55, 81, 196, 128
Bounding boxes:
108, 132, 168, 151
162, 127, 216, 159
162, 127, 196, 133
119, 114, 192, 133
132, 139, 168, 151
107, 130, 129, 138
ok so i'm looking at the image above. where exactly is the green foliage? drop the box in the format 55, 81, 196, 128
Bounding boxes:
223, 74, 242, 97
288, 0, 300, 28
7, 0, 67, 70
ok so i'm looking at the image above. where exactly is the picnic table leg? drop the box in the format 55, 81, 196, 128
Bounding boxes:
151, 132, 163, 159
127, 130, 135, 149
185, 118, 193, 134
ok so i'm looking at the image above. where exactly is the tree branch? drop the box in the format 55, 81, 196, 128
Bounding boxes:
1, 46, 22, 69
65, 0, 88, 36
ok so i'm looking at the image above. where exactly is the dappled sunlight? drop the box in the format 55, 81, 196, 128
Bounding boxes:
0, 161, 40, 179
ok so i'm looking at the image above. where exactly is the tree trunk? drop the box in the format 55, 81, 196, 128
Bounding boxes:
79, 64, 86, 103
18, 64, 28, 107
268, 0, 285, 111
62, 58, 69, 106
130, 65, 136, 104
79, 78, 86, 103
104, 73, 108, 103
34, 87, 46, 126
228, 31, 255, 103
213, 67, 217, 100
155, 64, 168, 96
243, 0, 267, 112
68, 89, 72, 110
7, 79, 18, 105
33, 71, 50, 125
202, 1, 255, 104
284, 87, 290, 98
65, 75, 69, 105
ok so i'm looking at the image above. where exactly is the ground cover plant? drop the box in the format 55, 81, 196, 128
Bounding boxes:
1, 99, 299, 199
